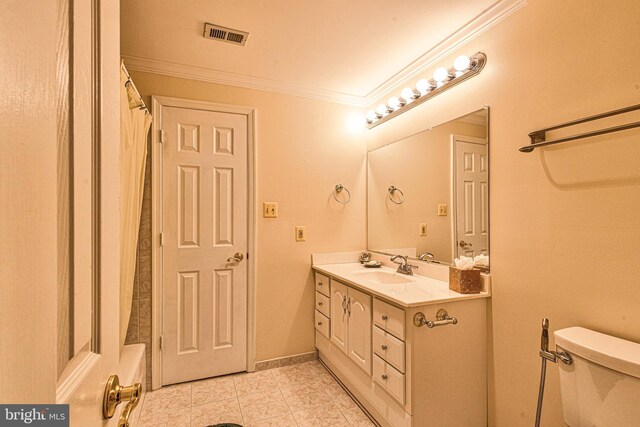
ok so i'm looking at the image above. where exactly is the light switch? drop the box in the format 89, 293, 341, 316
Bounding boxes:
263, 202, 278, 218
295, 226, 306, 242
437, 204, 448, 216
419, 223, 427, 236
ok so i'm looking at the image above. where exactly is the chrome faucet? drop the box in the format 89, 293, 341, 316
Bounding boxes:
390, 255, 419, 276
418, 252, 434, 261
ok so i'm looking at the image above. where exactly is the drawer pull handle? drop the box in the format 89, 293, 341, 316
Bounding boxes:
381, 345, 388, 350
381, 315, 388, 321
381, 374, 388, 380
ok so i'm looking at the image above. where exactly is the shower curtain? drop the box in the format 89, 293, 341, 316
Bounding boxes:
119, 64, 152, 348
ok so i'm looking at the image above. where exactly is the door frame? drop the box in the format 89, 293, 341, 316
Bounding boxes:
150, 96, 257, 390
450, 134, 488, 261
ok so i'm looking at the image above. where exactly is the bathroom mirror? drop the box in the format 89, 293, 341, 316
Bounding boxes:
367, 108, 489, 267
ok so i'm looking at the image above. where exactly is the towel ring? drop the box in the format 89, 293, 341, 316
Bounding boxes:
333, 184, 351, 204
388, 185, 405, 204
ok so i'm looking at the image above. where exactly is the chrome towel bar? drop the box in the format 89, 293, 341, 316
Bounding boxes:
520, 103, 640, 153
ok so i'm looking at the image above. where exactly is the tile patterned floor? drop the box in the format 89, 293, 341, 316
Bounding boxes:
137, 360, 376, 427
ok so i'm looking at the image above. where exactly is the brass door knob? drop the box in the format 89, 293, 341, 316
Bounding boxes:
103, 375, 142, 427
227, 252, 244, 263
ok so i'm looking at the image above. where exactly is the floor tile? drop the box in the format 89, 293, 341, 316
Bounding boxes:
191, 397, 243, 426
238, 388, 291, 423
340, 406, 376, 426
244, 413, 298, 427
233, 370, 278, 396
192, 376, 237, 406
139, 382, 191, 416
137, 406, 190, 427
280, 381, 333, 412
292, 403, 351, 427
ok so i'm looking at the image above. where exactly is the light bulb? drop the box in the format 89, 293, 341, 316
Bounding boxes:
416, 79, 430, 95
376, 104, 388, 116
433, 67, 449, 83
388, 97, 400, 109
365, 111, 377, 123
401, 87, 415, 102
454, 55, 471, 72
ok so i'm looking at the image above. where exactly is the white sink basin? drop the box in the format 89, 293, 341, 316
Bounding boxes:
352, 269, 416, 285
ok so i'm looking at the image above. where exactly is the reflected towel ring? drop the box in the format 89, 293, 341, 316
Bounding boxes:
388, 185, 405, 204
333, 184, 351, 204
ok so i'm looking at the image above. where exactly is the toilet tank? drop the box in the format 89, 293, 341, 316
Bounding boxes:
554, 327, 640, 427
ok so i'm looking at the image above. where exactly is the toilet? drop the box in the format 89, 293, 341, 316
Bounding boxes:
555, 327, 640, 426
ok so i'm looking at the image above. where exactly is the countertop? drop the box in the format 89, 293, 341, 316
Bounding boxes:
312, 262, 490, 308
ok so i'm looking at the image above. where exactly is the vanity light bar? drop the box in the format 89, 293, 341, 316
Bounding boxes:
365, 52, 487, 129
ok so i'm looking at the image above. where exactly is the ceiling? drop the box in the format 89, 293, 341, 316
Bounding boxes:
121, 0, 524, 105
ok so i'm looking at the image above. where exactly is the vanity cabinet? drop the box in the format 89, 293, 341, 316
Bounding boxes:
313, 268, 488, 427
330, 279, 372, 375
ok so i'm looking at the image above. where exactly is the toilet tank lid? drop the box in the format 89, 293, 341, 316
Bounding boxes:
555, 327, 640, 379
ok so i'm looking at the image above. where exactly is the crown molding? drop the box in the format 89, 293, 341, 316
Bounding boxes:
123, 0, 527, 108
122, 56, 368, 106
361, 0, 528, 106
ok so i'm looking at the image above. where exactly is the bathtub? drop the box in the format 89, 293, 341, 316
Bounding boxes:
119, 343, 146, 426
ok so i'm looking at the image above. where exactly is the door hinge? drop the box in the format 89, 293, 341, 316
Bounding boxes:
159, 232, 164, 246
159, 129, 165, 144
159, 335, 164, 350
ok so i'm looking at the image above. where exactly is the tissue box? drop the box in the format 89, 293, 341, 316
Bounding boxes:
449, 267, 482, 294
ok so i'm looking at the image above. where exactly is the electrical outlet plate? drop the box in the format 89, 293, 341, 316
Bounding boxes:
419, 223, 427, 236
295, 226, 306, 242
263, 202, 278, 218
437, 204, 448, 216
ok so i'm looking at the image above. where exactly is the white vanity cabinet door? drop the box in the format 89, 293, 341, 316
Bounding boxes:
330, 280, 348, 355
347, 286, 372, 376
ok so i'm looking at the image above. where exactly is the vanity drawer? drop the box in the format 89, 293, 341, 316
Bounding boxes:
373, 298, 405, 340
315, 310, 330, 339
315, 273, 330, 297
373, 354, 405, 405
315, 291, 330, 317
373, 326, 405, 373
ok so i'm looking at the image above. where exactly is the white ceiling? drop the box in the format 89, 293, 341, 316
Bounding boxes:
121, 0, 524, 105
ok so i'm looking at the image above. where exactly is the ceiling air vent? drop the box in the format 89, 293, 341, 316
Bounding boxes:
203, 23, 249, 46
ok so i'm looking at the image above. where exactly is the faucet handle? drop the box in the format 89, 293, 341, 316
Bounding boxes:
409, 264, 418, 269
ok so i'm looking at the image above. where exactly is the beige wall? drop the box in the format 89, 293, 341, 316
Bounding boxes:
127, 71, 367, 370
367, 0, 640, 425
368, 118, 486, 262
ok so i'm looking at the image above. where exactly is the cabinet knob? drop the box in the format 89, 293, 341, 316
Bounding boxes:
381, 374, 388, 380
318, 302, 322, 306
319, 282, 323, 286
317, 321, 323, 326
381, 345, 388, 350
381, 315, 388, 321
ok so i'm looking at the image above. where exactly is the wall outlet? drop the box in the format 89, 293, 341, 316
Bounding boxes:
437, 204, 448, 216
295, 226, 306, 242
263, 202, 278, 218
419, 223, 427, 236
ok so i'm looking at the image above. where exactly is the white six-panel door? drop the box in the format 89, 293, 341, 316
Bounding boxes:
455, 137, 489, 258
161, 106, 248, 385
